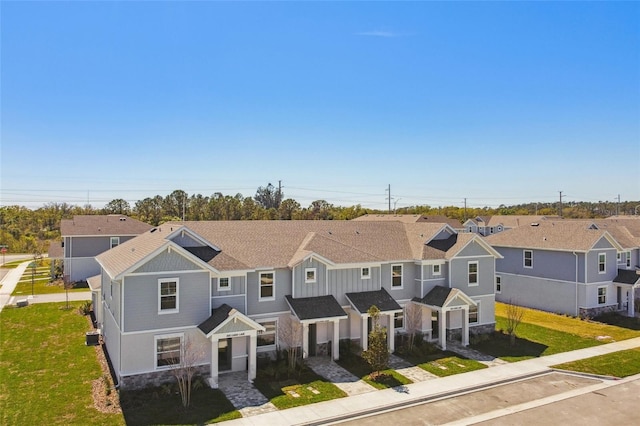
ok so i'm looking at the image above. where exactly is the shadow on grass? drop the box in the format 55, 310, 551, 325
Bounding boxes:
593, 312, 640, 331
119, 384, 240, 425
471, 332, 549, 361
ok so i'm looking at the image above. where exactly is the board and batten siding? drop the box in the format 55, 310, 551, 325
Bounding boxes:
328, 267, 381, 305
212, 295, 246, 314
211, 276, 245, 297
123, 271, 211, 332
246, 269, 291, 315
292, 259, 328, 298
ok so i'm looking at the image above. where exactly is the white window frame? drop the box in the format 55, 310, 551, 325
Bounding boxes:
394, 310, 404, 330
469, 302, 479, 324
218, 277, 230, 291
259, 271, 275, 301
110, 236, 120, 249
305, 268, 317, 284
433, 264, 441, 276
158, 278, 179, 314
391, 264, 403, 288
468, 261, 478, 286
155, 333, 182, 370
257, 320, 277, 349
524, 250, 533, 269
597, 286, 607, 304
627, 251, 631, 268
598, 253, 606, 274
495, 275, 502, 294
617, 252, 622, 263
361, 267, 371, 279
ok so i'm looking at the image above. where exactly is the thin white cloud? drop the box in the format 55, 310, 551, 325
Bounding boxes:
356, 30, 409, 38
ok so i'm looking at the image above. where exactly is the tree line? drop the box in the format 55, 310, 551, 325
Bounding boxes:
1, 182, 638, 253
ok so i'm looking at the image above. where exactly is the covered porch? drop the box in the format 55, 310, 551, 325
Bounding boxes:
197, 304, 265, 389
285, 295, 348, 360
613, 269, 640, 317
412, 286, 476, 351
345, 288, 402, 352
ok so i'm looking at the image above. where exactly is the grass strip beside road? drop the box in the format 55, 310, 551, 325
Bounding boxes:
552, 348, 640, 378
418, 356, 488, 377
254, 371, 347, 409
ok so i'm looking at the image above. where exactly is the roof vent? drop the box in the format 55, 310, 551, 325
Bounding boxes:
530, 223, 539, 227
119, 217, 126, 221
150, 228, 157, 233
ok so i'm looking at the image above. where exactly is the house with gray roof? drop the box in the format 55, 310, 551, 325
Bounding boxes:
94, 220, 501, 390
462, 215, 552, 236
56, 215, 152, 283
485, 220, 635, 317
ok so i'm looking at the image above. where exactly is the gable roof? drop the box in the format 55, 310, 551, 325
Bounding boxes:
61, 215, 152, 236
486, 215, 551, 228
285, 295, 348, 321
412, 286, 476, 309
485, 221, 623, 252
197, 304, 265, 337
353, 214, 461, 228
613, 269, 640, 285
345, 288, 402, 314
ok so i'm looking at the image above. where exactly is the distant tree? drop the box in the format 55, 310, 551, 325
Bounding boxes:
278, 198, 301, 220
103, 199, 131, 215
254, 183, 283, 210
308, 200, 333, 220
361, 305, 389, 379
163, 190, 189, 220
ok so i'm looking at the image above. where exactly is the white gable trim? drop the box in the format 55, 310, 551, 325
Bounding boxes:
449, 236, 504, 259
423, 224, 457, 245
166, 225, 222, 251
587, 232, 624, 253
200, 309, 266, 339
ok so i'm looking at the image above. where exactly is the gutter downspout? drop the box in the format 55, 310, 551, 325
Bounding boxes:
573, 252, 579, 316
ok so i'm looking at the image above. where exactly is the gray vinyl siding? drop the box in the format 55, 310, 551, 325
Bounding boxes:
123, 271, 210, 332
449, 256, 494, 297
422, 263, 448, 281
495, 247, 586, 282
586, 247, 618, 283
212, 276, 245, 296
246, 269, 291, 315
328, 267, 381, 305
133, 250, 203, 274
102, 303, 121, 378
107, 279, 122, 328
68, 235, 135, 257
212, 295, 246, 314
293, 259, 328, 298
496, 273, 581, 315
457, 240, 492, 258
381, 262, 417, 300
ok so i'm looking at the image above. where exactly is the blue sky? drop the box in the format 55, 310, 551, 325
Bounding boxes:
1, 1, 639, 210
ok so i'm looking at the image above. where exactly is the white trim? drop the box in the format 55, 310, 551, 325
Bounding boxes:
598, 252, 606, 274
63, 234, 141, 238
523, 250, 533, 269
256, 318, 278, 350
468, 261, 479, 286
110, 236, 120, 249
126, 269, 208, 277
361, 267, 371, 279
448, 254, 496, 260
158, 278, 179, 314
218, 277, 231, 291
259, 271, 276, 302
305, 268, 317, 284
597, 286, 607, 304
432, 264, 441, 276
495, 275, 502, 294
469, 301, 480, 324
211, 293, 244, 300
391, 264, 403, 289
154, 332, 183, 370
122, 325, 197, 336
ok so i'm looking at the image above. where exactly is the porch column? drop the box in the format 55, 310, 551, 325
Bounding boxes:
461, 307, 469, 346
208, 336, 220, 388
361, 316, 368, 351
629, 290, 635, 317
439, 310, 447, 350
387, 313, 395, 353
332, 319, 340, 360
248, 333, 257, 382
302, 323, 309, 359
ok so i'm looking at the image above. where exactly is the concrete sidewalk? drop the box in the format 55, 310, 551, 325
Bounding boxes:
222, 336, 640, 425
0, 261, 91, 311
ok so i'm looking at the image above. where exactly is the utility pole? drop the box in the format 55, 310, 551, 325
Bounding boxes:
616, 194, 620, 216
559, 191, 563, 218
385, 185, 392, 213
464, 198, 467, 221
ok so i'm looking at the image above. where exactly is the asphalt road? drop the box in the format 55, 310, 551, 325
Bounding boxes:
336, 372, 639, 425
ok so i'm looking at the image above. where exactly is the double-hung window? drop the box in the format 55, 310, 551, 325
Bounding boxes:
524, 250, 533, 268
469, 302, 479, 324
110, 236, 120, 249
598, 253, 606, 274
597, 287, 607, 304
257, 321, 277, 347
468, 262, 478, 286
495, 276, 502, 293
394, 311, 404, 329
156, 334, 181, 368
391, 264, 403, 288
259, 272, 275, 300
626, 252, 631, 268
158, 279, 178, 313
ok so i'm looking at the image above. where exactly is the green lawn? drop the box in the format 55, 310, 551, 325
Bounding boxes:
12, 259, 87, 295
254, 370, 347, 409
472, 303, 640, 362
336, 355, 412, 389
0, 303, 124, 425
553, 348, 640, 378
418, 355, 488, 377
1, 259, 30, 268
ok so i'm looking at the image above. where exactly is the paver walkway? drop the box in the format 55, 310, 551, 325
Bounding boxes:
388, 354, 439, 382
217, 371, 277, 417
305, 356, 376, 396
446, 340, 509, 367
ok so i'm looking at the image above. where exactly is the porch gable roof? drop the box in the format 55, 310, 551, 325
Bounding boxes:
197, 304, 265, 338
285, 295, 348, 322
345, 288, 402, 314
412, 286, 476, 309
613, 269, 640, 286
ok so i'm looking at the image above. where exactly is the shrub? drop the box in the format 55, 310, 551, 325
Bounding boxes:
78, 301, 92, 316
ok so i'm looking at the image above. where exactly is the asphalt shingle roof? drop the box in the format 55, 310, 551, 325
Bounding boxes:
197, 304, 234, 335
60, 215, 152, 236
285, 295, 347, 321
413, 285, 453, 307
345, 288, 402, 314
613, 269, 640, 285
